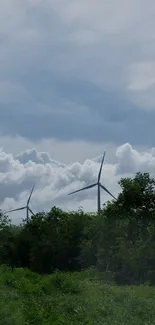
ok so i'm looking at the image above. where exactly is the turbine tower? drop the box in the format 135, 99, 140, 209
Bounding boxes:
68, 151, 116, 214
5, 185, 35, 223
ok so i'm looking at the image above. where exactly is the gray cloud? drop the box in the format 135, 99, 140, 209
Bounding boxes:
1, 1, 155, 147
0, 75, 155, 146
15, 148, 65, 167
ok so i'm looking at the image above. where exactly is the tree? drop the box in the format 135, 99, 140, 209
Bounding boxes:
2, 172, 155, 284
117, 172, 155, 216
94, 172, 155, 284
0, 211, 19, 270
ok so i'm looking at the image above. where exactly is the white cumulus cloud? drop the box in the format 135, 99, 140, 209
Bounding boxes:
1, 142, 155, 223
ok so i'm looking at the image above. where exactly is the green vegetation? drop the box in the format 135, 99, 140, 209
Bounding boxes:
1, 172, 155, 324
1, 266, 155, 325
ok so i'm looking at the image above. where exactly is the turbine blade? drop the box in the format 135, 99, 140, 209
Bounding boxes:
68, 183, 97, 195
100, 184, 116, 200
28, 207, 35, 216
26, 207, 29, 223
98, 151, 106, 182
27, 184, 35, 205
5, 207, 26, 214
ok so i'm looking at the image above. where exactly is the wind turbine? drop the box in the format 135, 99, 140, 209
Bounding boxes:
5, 185, 35, 223
68, 151, 116, 214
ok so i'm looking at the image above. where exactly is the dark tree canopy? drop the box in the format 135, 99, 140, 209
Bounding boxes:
1, 172, 155, 284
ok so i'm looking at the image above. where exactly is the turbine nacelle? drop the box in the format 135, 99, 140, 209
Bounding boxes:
68, 151, 116, 213
4, 185, 35, 223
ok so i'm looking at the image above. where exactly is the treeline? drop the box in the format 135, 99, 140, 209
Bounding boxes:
1, 172, 155, 285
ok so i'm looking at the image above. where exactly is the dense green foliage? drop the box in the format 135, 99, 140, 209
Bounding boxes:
1, 171, 155, 324
1, 266, 155, 325
1, 172, 155, 285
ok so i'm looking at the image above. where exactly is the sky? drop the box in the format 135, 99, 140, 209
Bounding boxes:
1, 0, 155, 223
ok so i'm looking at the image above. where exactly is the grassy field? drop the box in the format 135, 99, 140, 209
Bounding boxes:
0, 266, 155, 325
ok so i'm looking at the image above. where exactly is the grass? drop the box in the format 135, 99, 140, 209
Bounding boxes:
0, 266, 155, 324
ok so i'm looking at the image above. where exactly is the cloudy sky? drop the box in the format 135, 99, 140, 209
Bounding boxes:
1, 0, 155, 223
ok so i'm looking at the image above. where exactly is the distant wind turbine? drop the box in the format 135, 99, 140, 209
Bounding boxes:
68, 151, 116, 214
5, 185, 35, 223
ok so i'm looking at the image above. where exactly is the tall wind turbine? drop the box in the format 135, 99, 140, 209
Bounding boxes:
68, 151, 116, 214
5, 185, 35, 223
